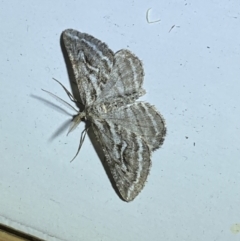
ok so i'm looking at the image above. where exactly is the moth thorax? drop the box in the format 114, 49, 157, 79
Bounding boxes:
91, 104, 107, 114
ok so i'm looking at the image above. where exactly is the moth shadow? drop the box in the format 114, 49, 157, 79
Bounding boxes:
31, 94, 73, 140
60, 33, 124, 201
31, 94, 73, 116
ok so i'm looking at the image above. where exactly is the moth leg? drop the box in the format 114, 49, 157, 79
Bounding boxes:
70, 127, 88, 162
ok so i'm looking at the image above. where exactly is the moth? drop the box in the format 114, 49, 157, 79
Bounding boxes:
45, 29, 166, 202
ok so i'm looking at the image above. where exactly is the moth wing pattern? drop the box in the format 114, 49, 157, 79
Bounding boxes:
97, 49, 146, 105
105, 102, 166, 151
62, 29, 114, 106
91, 118, 151, 202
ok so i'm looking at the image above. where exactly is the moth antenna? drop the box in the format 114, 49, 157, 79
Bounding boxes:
52, 78, 78, 103
42, 89, 78, 112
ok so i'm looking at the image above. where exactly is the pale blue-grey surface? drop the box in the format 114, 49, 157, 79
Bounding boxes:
0, 1, 239, 240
